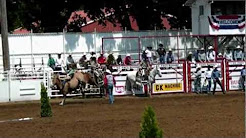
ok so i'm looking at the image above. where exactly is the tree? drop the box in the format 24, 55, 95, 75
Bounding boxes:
40, 82, 52, 117
139, 106, 163, 138
6, 0, 191, 32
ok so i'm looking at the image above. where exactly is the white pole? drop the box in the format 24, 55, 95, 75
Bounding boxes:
63, 29, 66, 64
30, 29, 34, 72
94, 28, 97, 54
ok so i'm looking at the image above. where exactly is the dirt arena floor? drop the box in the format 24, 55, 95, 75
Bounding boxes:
0, 92, 244, 137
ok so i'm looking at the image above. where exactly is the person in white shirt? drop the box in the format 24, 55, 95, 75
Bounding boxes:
145, 46, 152, 64
198, 48, 206, 62
55, 53, 64, 72
224, 48, 233, 61
206, 46, 216, 62
205, 66, 212, 93
234, 45, 244, 61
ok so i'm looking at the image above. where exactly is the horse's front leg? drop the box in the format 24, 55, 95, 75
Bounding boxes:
60, 93, 67, 106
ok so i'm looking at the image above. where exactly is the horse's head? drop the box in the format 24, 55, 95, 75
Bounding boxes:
154, 65, 162, 78
51, 74, 61, 89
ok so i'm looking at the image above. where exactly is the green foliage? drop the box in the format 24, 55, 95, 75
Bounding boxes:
139, 106, 163, 138
40, 82, 52, 117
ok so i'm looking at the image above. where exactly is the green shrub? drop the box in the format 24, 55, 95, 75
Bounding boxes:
40, 82, 52, 117
139, 106, 163, 138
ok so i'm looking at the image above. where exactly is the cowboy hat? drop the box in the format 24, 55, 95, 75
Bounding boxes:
218, 53, 222, 56
106, 69, 111, 74
158, 44, 164, 47
208, 46, 213, 50
126, 53, 130, 56
236, 45, 241, 49
188, 51, 192, 55
200, 47, 205, 50
214, 64, 218, 68
196, 65, 201, 69
169, 48, 172, 51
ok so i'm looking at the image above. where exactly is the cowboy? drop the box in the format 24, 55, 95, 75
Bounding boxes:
240, 65, 246, 91
47, 54, 56, 70
55, 53, 64, 72
98, 53, 106, 65
205, 66, 212, 93
103, 69, 116, 104
224, 47, 233, 61
66, 53, 75, 70
166, 49, 174, 63
124, 54, 132, 65
65, 63, 76, 80
234, 45, 244, 61
194, 65, 202, 94
157, 44, 166, 64
207, 46, 216, 62
186, 51, 193, 62
211, 65, 225, 95
198, 48, 206, 62
139, 57, 151, 80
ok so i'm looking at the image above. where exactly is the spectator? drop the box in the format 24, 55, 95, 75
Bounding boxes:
98, 53, 106, 65
186, 51, 193, 62
207, 46, 216, 62
194, 65, 202, 94
166, 49, 174, 63
124, 54, 132, 65
145, 46, 153, 64
211, 65, 225, 95
240, 65, 246, 91
234, 45, 244, 61
55, 53, 64, 72
217, 53, 224, 61
107, 52, 116, 66
90, 52, 97, 67
194, 49, 199, 62
141, 50, 147, 61
224, 47, 233, 61
116, 55, 123, 65
66, 53, 75, 70
104, 69, 116, 104
205, 66, 212, 93
157, 44, 166, 64
47, 54, 56, 70
198, 48, 206, 62
79, 54, 87, 67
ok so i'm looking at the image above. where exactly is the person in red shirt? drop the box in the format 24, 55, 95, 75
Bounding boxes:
98, 53, 106, 65
103, 69, 116, 104
124, 54, 132, 65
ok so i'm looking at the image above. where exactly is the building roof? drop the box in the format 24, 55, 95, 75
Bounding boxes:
184, 0, 196, 6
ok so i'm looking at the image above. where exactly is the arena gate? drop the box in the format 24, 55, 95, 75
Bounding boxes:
187, 62, 226, 93
226, 61, 245, 91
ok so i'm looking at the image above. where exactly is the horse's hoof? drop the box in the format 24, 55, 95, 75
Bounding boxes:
59, 103, 64, 106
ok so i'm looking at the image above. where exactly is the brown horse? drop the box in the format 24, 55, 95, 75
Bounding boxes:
51, 70, 104, 105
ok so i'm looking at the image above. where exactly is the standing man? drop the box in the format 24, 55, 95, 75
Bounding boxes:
234, 45, 244, 61
207, 46, 216, 62
198, 48, 206, 62
104, 69, 116, 104
240, 65, 246, 91
194, 65, 202, 94
211, 65, 225, 95
145, 46, 153, 64
47, 54, 56, 70
55, 53, 64, 72
205, 66, 212, 93
157, 44, 166, 64
224, 47, 233, 61
98, 53, 106, 65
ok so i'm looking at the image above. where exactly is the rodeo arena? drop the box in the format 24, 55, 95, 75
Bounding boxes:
0, 0, 245, 137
